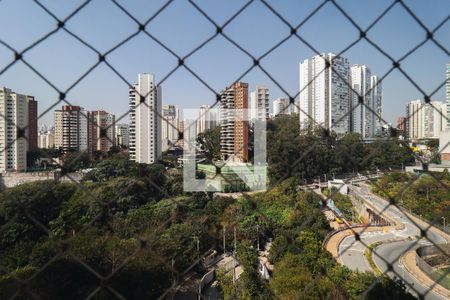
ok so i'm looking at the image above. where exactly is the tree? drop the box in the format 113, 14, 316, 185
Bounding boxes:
28, 258, 99, 300
335, 133, 367, 172
367, 276, 415, 300
216, 268, 235, 299
267, 117, 338, 183
197, 126, 221, 162
366, 140, 414, 170
270, 253, 313, 300
0, 181, 77, 249
83, 153, 136, 182
268, 235, 288, 263
61, 151, 92, 173
26, 150, 41, 168
236, 241, 270, 299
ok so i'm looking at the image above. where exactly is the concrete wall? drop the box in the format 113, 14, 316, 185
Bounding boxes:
415, 244, 450, 285
0, 172, 83, 189
199, 270, 215, 290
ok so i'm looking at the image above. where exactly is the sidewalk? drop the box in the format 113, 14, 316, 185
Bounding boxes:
402, 250, 450, 299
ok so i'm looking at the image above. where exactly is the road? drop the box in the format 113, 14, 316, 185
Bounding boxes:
338, 184, 447, 300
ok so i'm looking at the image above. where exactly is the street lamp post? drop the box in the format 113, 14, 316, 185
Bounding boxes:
171, 257, 175, 285
398, 262, 405, 284
256, 223, 260, 251
223, 226, 226, 254
193, 236, 200, 261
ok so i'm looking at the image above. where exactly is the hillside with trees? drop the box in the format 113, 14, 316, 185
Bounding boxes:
372, 171, 450, 224
0, 156, 413, 299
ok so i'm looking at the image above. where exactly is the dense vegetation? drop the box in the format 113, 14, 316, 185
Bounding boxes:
266, 115, 415, 184
372, 171, 450, 224
0, 159, 413, 299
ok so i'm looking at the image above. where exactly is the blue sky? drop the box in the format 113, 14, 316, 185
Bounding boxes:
0, 0, 448, 127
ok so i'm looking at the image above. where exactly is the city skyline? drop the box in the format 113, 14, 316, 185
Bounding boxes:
0, 0, 448, 127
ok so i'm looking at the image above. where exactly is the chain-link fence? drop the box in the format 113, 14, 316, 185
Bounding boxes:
0, 0, 449, 299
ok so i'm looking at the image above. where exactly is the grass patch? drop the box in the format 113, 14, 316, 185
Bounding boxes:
365, 241, 383, 276
431, 267, 450, 290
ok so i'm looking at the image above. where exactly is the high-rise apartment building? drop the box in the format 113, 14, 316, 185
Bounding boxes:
350, 65, 371, 137
446, 63, 450, 129
220, 82, 249, 163
234, 82, 249, 163
405, 100, 446, 139
371, 75, 383, 136
178, 120, 185, 149
299, 53, 351, 134
405, 100, 422, 139
197, 105, 218, 134
250, 86, 269, 121
0, 88, 29, 172
38, 126, 55, 149
115, 124, 129, 147
350, 65, 382, 138
220, 87, 235, 160
54, 105, 89, 152
88, 110, 115, 153
273, 98, 290, 116
423, 101, 446, 138
129, 86, 136, 159
27, 96, 38, 150
396, 116, 406, 135
291, 99, 300, 114
128, 73, 162, 164
161, 104, 180, 151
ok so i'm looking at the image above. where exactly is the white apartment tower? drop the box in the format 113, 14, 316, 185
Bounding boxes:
446, 63, 450, 129
406, 99, 446, 139
299, 53, 351, 134
54, 105, 89, 152
38, 130, 55, 149
250, 86, 269, 121
0, 88, 29, 172
350, 65, 383, 138
115, 124, 129, 147
128, 73, 162, 163
406, 100, 422, 139
350, 65, 371, 137
371, 75, 383, 136
273, 98, 290, 116
423, 101, 446, 138
197, 105, 218, 134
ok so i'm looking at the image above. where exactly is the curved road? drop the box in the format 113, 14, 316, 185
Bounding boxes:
338, 184, 447, 300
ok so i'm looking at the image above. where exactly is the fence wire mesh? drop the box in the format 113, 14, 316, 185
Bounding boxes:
0, 0, 449, 299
